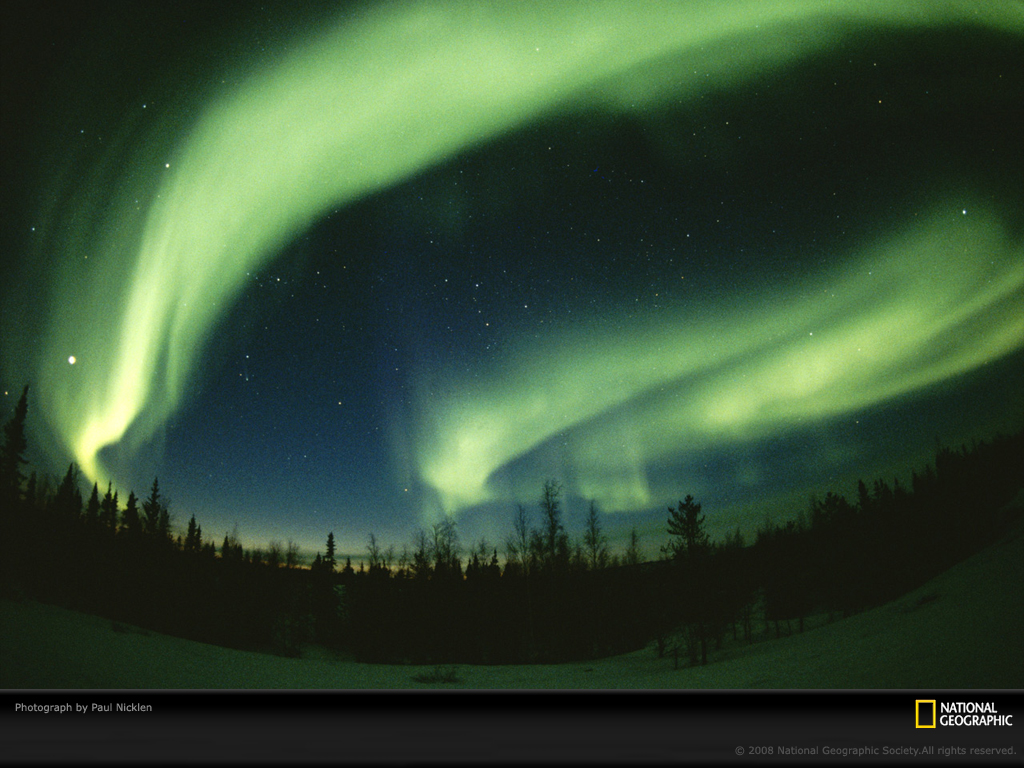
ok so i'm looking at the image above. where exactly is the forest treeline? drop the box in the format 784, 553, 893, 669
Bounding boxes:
1, 385, 1022, 665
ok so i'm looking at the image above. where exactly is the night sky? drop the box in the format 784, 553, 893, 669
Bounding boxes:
2, 1, 1022, 563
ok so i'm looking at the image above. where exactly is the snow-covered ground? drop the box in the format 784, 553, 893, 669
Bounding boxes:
2, 521, 1021, 689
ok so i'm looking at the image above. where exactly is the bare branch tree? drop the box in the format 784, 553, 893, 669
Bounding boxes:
412, 529, 432, 579
583, 500, 608, 570
367, 533, 382, 571
431, 518, 460, 577
286, 539, 300, 569
505, 503, 532, 577
267, 541, 283, 568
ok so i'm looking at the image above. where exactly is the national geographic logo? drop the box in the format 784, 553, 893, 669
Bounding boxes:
916, 700, 1014, 728
916, 700, 936, 728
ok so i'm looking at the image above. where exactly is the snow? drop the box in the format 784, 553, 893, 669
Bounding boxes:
2, 522, 1020, 689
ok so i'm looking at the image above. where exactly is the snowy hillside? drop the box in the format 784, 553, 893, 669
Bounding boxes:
2, 519, 1020, 690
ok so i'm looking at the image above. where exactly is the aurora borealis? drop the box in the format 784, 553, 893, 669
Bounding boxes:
2, 1, 1022, 558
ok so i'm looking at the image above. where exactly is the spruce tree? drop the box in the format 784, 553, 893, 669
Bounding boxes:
665, 495, 709, 560
325, 532, 336, 572
185, 514, 200, 552
119, 489, 140, 536
665, 496, 714, 664
487, 548, 501, 579
100, 483, 118, 532
143, 478, 162, 536
120, 491, 141, 537
53, 464, 82, 521
158, 507, 171, 542
85, 483, 101, 528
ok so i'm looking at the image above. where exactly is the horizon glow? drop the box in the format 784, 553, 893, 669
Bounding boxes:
16, 1, 1024, 521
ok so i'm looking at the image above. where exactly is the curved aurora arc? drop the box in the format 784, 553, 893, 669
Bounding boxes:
26, 1, 1024, 519
418, 208, 1023, 513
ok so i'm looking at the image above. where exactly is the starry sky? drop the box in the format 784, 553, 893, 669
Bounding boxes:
2, 0, 1022, 562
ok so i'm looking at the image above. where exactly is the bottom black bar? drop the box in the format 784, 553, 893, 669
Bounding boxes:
1, 691, 1021, 765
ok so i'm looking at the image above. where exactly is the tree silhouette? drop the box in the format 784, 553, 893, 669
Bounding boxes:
719, 526, 756, 643
539, 480, 567, 571
664, 495, 716, 664
325, 532, 336, 572
583, 500, 608, 570
84, 483, 101, 528
0, 386, 29, 511
267, 541, 283, 568
286, 539, 300, 569
120, 491, 141, 538
430, 519, 460, 578
142, 478, 162, 537
185, 514, 202, 552
100, 483, 119, 533
665, 495, 709, 561
366, 533, 384, 574
158, 504, 172, 542
504, 503, 532, 578
1, 383, 1016, 670
52, 464, 82, 522
411, 529, 432, 580
624, 526, 642, 566
486, 548, 501, 579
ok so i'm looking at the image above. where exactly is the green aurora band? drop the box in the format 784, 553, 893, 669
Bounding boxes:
17, 0, 1024, 518
416, 206, 1023, 513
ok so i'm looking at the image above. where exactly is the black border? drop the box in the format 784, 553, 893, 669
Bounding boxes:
3, 689, 1021, 765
